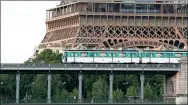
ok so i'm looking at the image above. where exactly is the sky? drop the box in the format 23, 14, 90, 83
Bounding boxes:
1, 1, 60, 63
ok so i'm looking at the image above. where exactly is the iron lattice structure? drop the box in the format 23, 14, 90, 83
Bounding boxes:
39, 0, 188, 50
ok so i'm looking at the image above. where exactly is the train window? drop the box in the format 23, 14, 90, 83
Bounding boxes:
156, 53, 162, 58
169, 53, 176, 58
182, 53, 187, 57
125, 52, 131, 57
140, 52, 144, 57
94, 52, 100, 57
100, 52, 106, 57
175, 53, 181, 58
73, 52, 76, 57
132, 52, 140, 58
74, 52, 77, 57
161, 52, 168, 58
164, 53, 175, 58
143, 52, 151, 58
81, 52, 88, 57
67, 52, 72, 57
140, 52, 145, 58
75, 52, 81, 57
151, 52, 157, 58
88, 52, 94, 57
119, 53, 124, 57
114, 52, 119, 57
106, 52, 111, 57
106, 52, 110, 57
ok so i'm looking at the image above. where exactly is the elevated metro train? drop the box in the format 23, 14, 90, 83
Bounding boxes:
62, 50, 187, 63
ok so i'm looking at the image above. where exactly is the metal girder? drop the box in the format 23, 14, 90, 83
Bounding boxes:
1, 63, 180, 72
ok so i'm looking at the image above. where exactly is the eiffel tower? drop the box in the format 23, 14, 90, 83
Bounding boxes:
38, 0, 187, 50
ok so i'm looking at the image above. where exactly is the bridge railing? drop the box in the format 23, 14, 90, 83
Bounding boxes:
0, 99, 175, 104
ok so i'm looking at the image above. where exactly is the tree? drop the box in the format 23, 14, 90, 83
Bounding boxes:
32, 74, 47, 99
0, 74, 16, 99
29, 49, 65, 99
20, 74, 35, 99
144, 83, 153, 100
92, 78, 108, 99
69, 88, 78, 99
32, 49, 62, 64
144, 75, 164, 99
61, 88, 70, 99
52, 74, 64, 99
113, 88, 124, 99
126, 86, 138, 97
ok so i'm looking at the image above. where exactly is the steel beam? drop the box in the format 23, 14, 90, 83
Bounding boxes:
78, 72, 83, 103
16, 72, 20, 103
163, 74, 167, 99
139, 73, 144, 100
109, 72, 113, 103
47, 72, 51, 103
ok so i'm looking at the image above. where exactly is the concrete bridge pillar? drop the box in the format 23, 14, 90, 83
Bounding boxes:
47, 72, 51, 103
78, 72, 83, 103
109, 72, 113, 103
138, 73, 144, 100
175, 57, 187, 104
164, 73, 176, 99
16, 72, 20, 103
164, 57, 187, 104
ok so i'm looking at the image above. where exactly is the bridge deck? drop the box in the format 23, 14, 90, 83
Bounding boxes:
1, 63, 180, 74
1, 103, 176, 105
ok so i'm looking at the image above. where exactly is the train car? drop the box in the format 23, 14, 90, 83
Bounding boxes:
62, 50, 187, 63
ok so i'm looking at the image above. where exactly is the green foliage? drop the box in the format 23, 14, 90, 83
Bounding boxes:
126, 86, 138, 97
144, 83, 153, 100
61, 88, 70, 99
159, 87, 164, 99
0, 74, 16, 99
20, 74, 35, 99
145, 75, 164, 98
113, 88, 124, 99
69, 88, 78, 99
32, 74, 47, 99
92, 78, 108, 99
52, 74, 64, 99
32, 49, 62, 63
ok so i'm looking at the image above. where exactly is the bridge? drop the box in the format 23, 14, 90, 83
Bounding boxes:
0, 57, 187, 105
